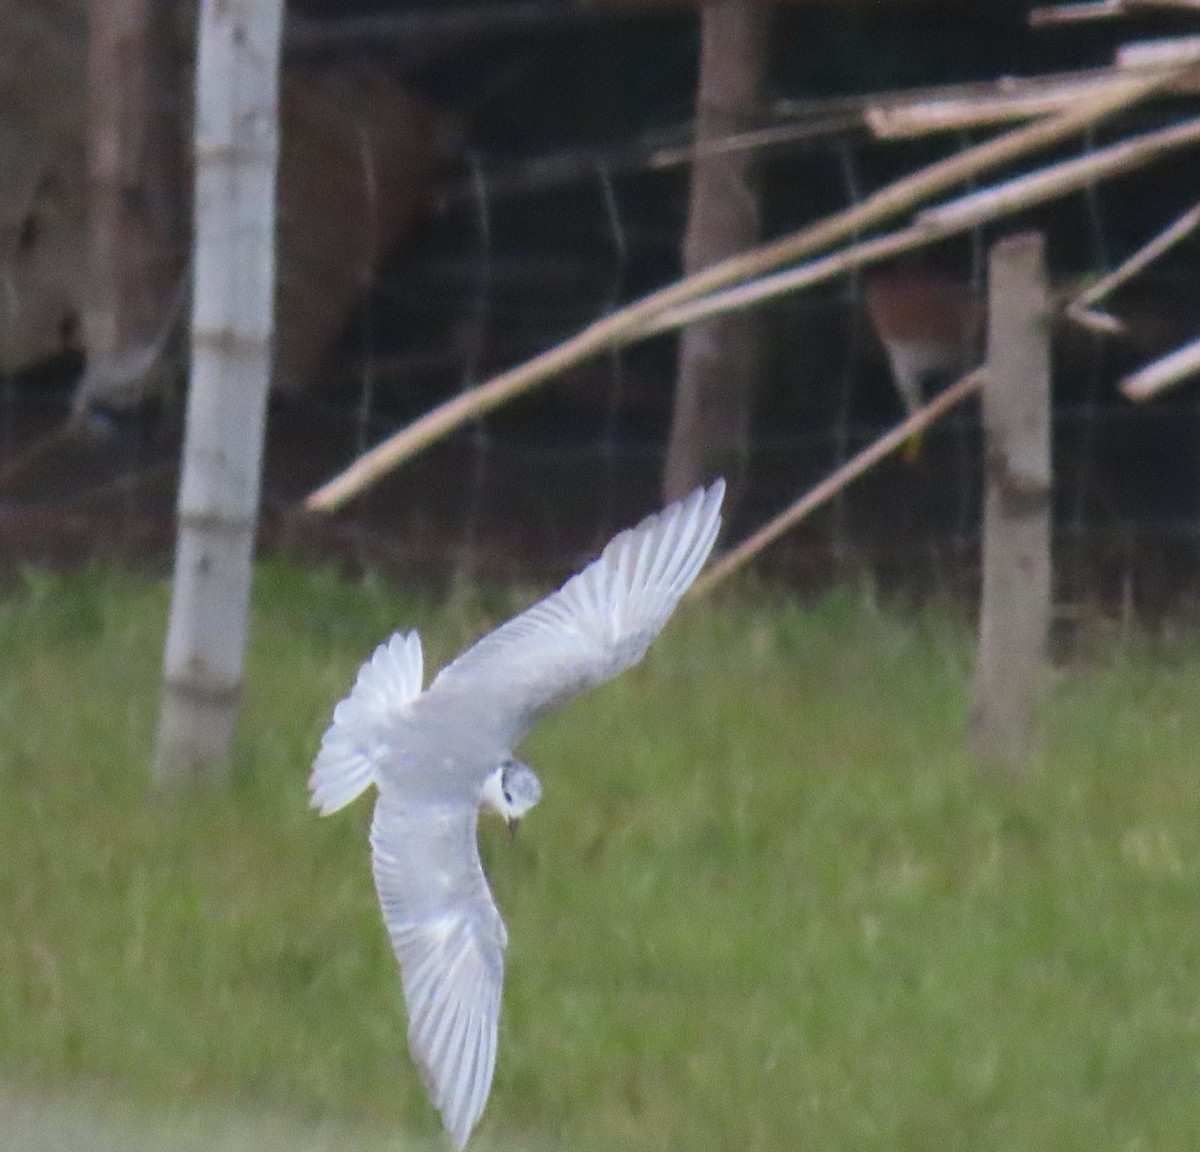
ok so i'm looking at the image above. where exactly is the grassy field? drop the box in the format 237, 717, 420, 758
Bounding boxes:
2, 561, 1200, 1151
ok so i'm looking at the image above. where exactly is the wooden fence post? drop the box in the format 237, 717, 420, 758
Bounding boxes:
969, 232, 1052, 767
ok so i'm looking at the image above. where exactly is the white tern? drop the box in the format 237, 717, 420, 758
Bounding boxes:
309, 479, 725, 1147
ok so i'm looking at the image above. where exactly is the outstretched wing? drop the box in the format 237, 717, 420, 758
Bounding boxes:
426, 479, 724, 748
371, 791, 506, 1150
309, 631, 424, 815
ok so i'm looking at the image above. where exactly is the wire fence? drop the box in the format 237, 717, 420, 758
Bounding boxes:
3, 9, 1200, 618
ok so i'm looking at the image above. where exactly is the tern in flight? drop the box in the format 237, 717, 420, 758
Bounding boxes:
309, 479, 725, 1147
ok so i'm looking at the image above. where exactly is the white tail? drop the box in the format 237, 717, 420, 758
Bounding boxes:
309, 631, 424, 815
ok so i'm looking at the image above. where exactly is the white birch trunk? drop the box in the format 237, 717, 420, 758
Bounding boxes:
153, 0, 284, 786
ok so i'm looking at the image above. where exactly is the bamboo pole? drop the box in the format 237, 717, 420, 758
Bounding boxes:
440, 71, 1140, 211
865, 71, 1139, 139
688, 369, 985, 599
1030, 1, 1129, 24
1069, 199, 1200, 317
1031, 0, 1200, 25
1118, 37, 1200, 84
304, 69, 1178, 512
436, 116, 861, 210
643, 114, 1200, 336
917, 115, 1200, 233
1121, 334, 1200, 399
640, 229, 932, 336
1066, 306, 1127, 335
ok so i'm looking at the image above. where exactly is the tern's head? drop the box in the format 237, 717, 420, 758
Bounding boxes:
480, 758, 542, 835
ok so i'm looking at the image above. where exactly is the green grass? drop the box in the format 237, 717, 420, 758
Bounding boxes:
3, 562, 1200, 1150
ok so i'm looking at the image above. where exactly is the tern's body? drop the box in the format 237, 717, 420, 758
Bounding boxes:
308, 480, 725, 1148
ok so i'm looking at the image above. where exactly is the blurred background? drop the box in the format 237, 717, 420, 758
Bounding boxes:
4, 1, 1200, 1150
1, 0, 1197, 606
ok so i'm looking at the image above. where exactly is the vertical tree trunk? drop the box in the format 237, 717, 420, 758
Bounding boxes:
153, 0, 285, 786
80, 0, 183, 415
663, 1, 765, 505
969, 233, 1052, 769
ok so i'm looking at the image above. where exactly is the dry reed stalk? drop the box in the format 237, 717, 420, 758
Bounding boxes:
1122, 334, 1200, 399
304, 67, 1183, 512
688, 369, 985, 598
642, 116, 1200, 336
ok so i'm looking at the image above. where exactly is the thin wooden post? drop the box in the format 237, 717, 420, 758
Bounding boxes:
969, 233, 1052, 768
663, 1, 765, 504
80, 0, 184, 414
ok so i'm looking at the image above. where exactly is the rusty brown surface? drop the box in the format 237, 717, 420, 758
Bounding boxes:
0, 2, 447, 396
